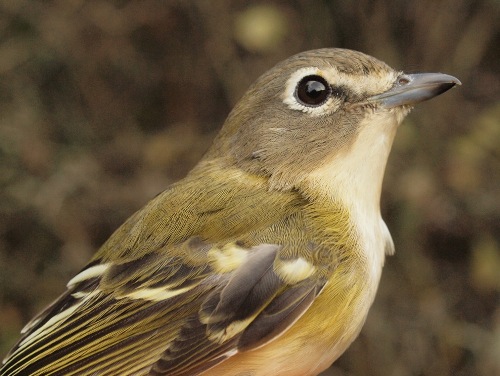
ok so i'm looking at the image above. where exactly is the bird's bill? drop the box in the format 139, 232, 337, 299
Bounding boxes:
369, 73, 461, 108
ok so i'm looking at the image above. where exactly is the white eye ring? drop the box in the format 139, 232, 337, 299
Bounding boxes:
283, 67, 336, 116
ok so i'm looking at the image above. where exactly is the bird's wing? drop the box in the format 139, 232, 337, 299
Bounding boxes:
1, 227, 326, 376
1, 164, 331, 375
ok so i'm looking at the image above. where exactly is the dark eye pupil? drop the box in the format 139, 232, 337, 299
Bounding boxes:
296, 75, 331, 106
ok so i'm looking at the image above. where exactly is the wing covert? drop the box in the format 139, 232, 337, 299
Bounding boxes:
2, 228, 328, 376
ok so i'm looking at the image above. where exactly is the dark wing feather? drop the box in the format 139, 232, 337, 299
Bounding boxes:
238, 280, 321, 351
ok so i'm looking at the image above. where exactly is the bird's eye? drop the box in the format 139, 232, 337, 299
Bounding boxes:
295, 75, 331, 106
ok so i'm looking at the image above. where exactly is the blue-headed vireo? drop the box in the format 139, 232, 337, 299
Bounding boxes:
1, 48, 460, 376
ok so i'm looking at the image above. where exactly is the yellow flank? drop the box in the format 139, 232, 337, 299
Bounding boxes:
276, 257, 316, 284
200, 257, 377, 376
208, 242, 249, 273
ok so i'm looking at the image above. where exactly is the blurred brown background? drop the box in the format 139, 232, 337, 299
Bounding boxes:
0, 1, 498, 375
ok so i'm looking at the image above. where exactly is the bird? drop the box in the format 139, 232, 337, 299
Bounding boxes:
1, 48, 460, 376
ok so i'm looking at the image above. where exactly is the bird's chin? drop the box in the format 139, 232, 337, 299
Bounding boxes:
385, 104, 413, 125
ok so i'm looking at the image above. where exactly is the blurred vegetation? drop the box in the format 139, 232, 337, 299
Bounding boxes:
0, 0, 498, 375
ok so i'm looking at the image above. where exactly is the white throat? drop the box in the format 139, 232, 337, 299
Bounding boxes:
305, 111, 401, 276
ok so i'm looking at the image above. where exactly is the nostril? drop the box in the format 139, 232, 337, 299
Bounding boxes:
397, 76, 410, 85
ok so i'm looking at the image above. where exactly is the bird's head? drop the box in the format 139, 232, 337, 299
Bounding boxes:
208, 48, 460, 206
